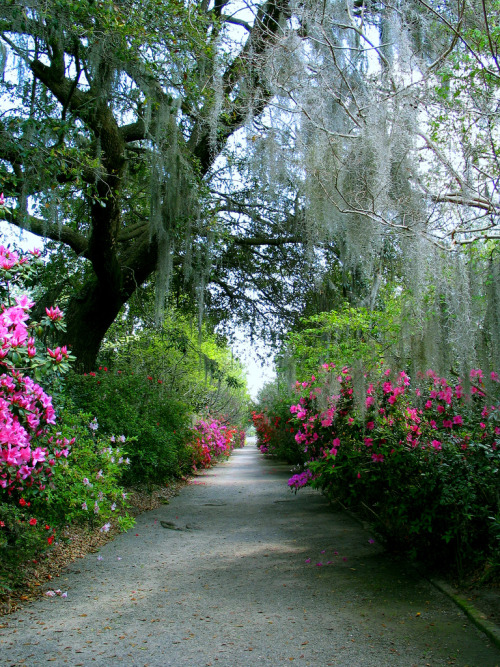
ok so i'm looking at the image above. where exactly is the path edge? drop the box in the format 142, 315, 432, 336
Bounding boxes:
337, 500, 500, 650
429, 578, 500, 650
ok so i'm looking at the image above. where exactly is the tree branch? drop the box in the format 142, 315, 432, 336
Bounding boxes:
0, 207, 89, 257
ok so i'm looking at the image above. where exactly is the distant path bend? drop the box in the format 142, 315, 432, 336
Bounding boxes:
1, 441, 499, 666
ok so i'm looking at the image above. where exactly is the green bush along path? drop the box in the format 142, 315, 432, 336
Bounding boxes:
1, 441, 499, 666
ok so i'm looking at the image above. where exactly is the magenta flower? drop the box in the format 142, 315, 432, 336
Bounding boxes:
45, 306, 63, 322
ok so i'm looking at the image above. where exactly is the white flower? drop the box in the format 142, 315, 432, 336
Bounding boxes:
81, 502, 88, 511
100, 522, 111, 533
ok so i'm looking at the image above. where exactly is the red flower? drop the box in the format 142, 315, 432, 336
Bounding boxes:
0, 521, 5, 527
47, 535, 54, 545
28, 517, 37, 526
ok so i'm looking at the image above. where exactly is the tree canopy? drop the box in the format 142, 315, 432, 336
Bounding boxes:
0, 0, 499, 371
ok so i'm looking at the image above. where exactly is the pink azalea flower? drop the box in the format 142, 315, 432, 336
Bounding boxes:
31, 447, 46, 465
45, 306, 63, 322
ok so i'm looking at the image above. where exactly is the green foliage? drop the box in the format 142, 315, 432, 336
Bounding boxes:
102, 307, 250, 426
68, 369, 192, 486
0, 502, 54, 594
44, 407, 133, 528
285, 297, 401, 379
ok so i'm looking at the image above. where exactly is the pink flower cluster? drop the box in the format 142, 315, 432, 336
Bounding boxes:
190, 419, 237, 470
287, 363, 500, 491
0, 245, 28, 271
288, 469, 312, 490
0, 280, 71, 492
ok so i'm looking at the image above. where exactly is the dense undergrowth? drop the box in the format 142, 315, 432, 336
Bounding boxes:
254, 364, 500, 582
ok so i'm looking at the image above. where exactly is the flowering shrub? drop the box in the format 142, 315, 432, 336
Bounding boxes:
0, 246, 75, 499
281, 363, 500, 576
43, 408, 132, 529
252, 404, 302, 463
188, 418, 238, 470
0, 246, 85, 589
0, 500, 58, 593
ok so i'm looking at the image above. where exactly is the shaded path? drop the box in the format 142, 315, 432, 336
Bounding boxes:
1, 442, 499, 666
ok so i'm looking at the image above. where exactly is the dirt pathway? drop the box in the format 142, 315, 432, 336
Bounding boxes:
1, 441, 499, 666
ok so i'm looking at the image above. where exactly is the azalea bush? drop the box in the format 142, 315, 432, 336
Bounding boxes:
0, 246, 77, 502
251, 381, 302, 462
0, 246, 76, 589
187, 418, 238, 471
278, 363, 500, 577
0, 500, 57, 594
43, 408, 133, 530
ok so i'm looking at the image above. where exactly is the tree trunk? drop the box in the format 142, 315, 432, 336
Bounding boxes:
61, 278, 127, 372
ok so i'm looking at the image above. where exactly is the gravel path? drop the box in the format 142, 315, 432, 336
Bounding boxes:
1, 441, 499, 666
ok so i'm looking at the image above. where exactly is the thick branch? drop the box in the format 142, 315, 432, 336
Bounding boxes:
0, 207, 89, 257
